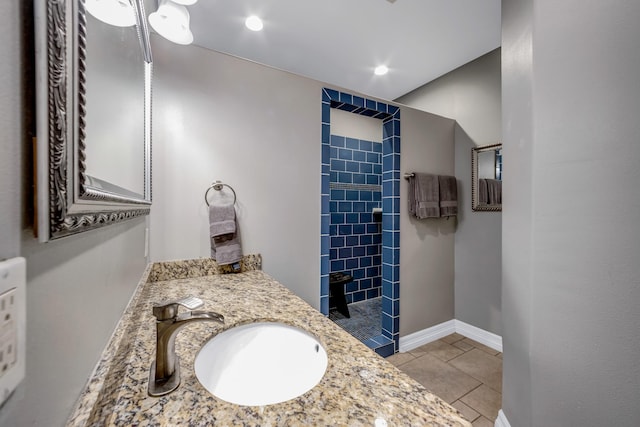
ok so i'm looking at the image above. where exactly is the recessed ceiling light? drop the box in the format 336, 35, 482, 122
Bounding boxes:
245, 15, 263, 31
374, 65, 389, 76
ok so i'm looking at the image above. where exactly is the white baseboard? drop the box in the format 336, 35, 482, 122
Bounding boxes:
398, 320, 456, 352
398, 319, 502, 353
454, 320, 502, 353
494, 410, 510, 427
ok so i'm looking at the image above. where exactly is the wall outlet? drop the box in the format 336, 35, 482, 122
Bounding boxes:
0, 288, 18, 375
0, 258, 26, 406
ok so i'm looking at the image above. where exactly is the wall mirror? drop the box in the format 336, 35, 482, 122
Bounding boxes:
35, 0, 152, 242
471, 143, 502, 212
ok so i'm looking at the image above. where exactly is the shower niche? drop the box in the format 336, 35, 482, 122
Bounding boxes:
320, 89, 400, 357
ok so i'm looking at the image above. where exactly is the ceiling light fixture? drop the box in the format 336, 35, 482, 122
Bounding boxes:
374, 65, 389, 76
85, 0, 137, 27
148, 0, 194, 45
245, 15, 264, 32
171, 0, 198, 5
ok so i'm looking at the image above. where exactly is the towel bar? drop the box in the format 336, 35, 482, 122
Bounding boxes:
205, 181, 237, 206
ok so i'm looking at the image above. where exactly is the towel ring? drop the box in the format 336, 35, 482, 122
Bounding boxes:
205, 181, 237, 206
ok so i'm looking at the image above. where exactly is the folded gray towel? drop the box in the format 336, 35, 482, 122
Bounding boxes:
209, 201, 243, 268
438, 175, 458, 217
210, 221, 235, 237
209, 203, 236, 237
478, 178, 489, 205
410, 173, 440, 219
213, 227, 243, 266
486, 179, 502, 205
408, 176, 417, 217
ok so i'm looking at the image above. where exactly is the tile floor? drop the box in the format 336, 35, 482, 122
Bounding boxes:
329, 297, 381, 342
387, 333, 502, 426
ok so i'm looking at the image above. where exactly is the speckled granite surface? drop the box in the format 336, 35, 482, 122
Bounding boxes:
148, 254, 263, 282
67, 258, 470, 427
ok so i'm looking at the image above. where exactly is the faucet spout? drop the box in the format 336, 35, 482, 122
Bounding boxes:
176, 310, 225, 323
148, 297, 224, 397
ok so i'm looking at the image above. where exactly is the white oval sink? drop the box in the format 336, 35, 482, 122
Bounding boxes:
194, 322, 328, 406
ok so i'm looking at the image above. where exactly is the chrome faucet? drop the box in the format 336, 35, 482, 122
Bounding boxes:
148, 296, 224, 397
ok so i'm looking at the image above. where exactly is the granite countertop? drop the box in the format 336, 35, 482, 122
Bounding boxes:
68, 256, 470, 426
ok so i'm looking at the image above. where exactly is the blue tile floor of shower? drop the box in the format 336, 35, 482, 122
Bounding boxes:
330, 296, 395, 354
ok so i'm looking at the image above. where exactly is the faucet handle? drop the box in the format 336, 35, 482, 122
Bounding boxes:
152, 296, 204, 321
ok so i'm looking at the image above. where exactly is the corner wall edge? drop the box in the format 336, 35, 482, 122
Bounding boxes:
494, 410, 511, 427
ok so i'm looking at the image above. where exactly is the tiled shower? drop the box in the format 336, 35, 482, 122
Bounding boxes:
329, 134, 382, 304
320, 88, 401, 357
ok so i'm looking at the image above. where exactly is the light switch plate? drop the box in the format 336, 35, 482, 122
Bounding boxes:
0, 258, 26, 406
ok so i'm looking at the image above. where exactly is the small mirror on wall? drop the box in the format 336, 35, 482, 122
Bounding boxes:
472, 143, 502, 212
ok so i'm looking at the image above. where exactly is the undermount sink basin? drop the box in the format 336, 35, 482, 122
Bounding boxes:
194, 322, 328, 406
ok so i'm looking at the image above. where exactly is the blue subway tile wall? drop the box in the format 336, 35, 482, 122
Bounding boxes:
329, 134, 382, 304
321, 88, 401, 355
381, 111, 401, 352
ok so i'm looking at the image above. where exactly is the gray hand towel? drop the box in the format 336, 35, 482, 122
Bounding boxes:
478, 179, 489, 205
212, 226, 243, 266
408, 175, 417, 217
209, 203, 236, 237
411, 173, 440, 219
438, 175, 458, 217
209, 200, 243, 267
486, 179, 502, 205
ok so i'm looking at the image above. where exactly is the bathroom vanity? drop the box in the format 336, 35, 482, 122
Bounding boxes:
67, 256, 470, 426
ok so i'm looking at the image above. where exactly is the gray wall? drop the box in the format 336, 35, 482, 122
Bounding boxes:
502, 1, 640, 426
0, 2, 148, 426
399, 108, 456, 335
331, 108, 382, 142
0, 0, 21, 260
150, 38, 456, 335
397, 49, 502, 335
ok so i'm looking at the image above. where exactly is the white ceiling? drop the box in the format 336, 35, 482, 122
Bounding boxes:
185, 0, 501, 101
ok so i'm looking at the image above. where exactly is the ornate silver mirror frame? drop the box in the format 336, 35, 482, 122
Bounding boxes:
471, 143, 502, 212
34, 0, 152, 242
